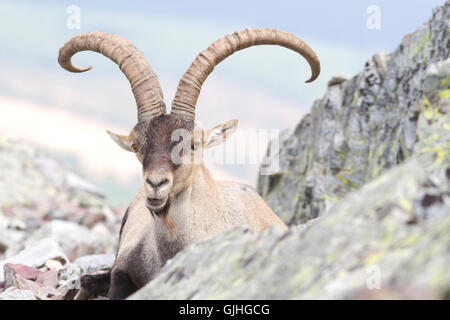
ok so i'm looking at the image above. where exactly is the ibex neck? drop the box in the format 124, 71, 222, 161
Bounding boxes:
191, 164, 220, 198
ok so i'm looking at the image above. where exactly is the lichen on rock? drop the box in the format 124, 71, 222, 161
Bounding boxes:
257, 2, 449, 225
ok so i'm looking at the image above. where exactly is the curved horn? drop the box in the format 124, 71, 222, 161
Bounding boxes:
171, 28, 320, 119
58, 31, 165, 122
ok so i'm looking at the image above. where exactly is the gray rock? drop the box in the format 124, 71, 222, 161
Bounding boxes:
0, 288, 37, 300
65, 172, 104, 198
30, 220, 116, 260
4, 263, 43, 289
74, 254, 115, 274
56, 263, 82, 299
0, 238, 68, 282
327, 74, 351, 87
34, 156, 66, 188
257, 1, 450, 225
0, 215, 26, 259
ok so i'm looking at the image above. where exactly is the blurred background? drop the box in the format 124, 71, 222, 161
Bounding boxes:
0, 0, 445, 205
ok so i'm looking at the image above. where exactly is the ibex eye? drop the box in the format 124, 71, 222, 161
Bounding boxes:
131, 144, 139, 152
191, 141, 200, 151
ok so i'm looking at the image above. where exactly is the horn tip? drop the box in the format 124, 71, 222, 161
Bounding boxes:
305, 71, 320, 83
69, 65, 93, 73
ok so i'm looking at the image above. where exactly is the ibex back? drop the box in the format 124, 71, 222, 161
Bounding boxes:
58, 28, 320, 299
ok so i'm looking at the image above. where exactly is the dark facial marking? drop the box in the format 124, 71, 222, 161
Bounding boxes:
133, 114, 194, 171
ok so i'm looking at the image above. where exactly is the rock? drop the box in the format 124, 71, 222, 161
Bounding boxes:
30, 220, 115, 261
0, 238, 68, 282
45, 259, 64, 271
0, 130, 115, 231
56, 263, 82, 299
0, 215, 26, 259
65, 172, 104, 198
34, 157, 66, 188
75, 271, 111, 300
58, 263, 81, 282
327, 74, 350, 87
74, 254, 115, 274
0, 288, 36, 300
13, 273, 57, 299
257, 1, 450, 226
36, 270, 59, 289
4, 263, 43, 288
129, 2, 450, 300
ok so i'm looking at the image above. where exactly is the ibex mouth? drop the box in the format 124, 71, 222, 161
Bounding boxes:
146, 197, 169, 217
146, 197, 166, 208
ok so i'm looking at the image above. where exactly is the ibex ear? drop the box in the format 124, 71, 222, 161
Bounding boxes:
204, 119, 238, 149
106, 130, 134, 152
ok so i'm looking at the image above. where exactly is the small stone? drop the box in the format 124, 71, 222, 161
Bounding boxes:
65, 172, 104, 198
14, 273, 56, 300
328, 74, 350, 87
36, 270, 59, 289
4, 263, 43, 289
74, 254, 115, 274
0, 288, 37, 300
31, 220, 112, 260
0, 238, 68, 282
45, 259, 63, 271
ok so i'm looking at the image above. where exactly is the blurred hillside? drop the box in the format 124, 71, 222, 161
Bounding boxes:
0, 0, 446, 206
0, 134, 123, 299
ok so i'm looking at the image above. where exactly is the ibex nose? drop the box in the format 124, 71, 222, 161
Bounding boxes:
144, 171, 173, 199
146, 177, 169, 189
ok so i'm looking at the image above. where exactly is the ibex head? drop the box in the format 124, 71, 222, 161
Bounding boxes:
106, 115, 237, 214
58, 29, 320, 215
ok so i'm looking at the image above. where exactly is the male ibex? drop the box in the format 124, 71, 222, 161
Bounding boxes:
58, 28, 320, 299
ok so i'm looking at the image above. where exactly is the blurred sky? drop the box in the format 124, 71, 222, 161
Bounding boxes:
0, 0, 446, 205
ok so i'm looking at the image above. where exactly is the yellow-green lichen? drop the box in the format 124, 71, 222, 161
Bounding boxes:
365, 251, 383, 265
351, 92, 358, 106
440, 76, 450, 87
397, 233, 419, 247
438, 89, 450, 100
326, 250, 339, 264
398, 197, 413, 213
431, 145, 445, 165
409, 27, 431, 58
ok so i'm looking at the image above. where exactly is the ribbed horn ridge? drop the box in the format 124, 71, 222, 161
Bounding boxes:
171, 28, 320, 119
58, 31, 166, 122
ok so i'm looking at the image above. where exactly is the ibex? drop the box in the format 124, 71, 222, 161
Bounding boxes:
58, 28, 320, 299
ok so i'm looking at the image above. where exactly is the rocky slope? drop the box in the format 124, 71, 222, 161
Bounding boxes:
257, 2, 449, 225
130, 2, 449, 299
0, 135, 121, 299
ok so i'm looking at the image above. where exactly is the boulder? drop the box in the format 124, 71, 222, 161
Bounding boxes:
30, 220, 115, 261
0, 288, 36, 300
0, 238, 67, 283
74, 254, 115, 274
3, 263, 43, 288
257, 2, 450, 225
